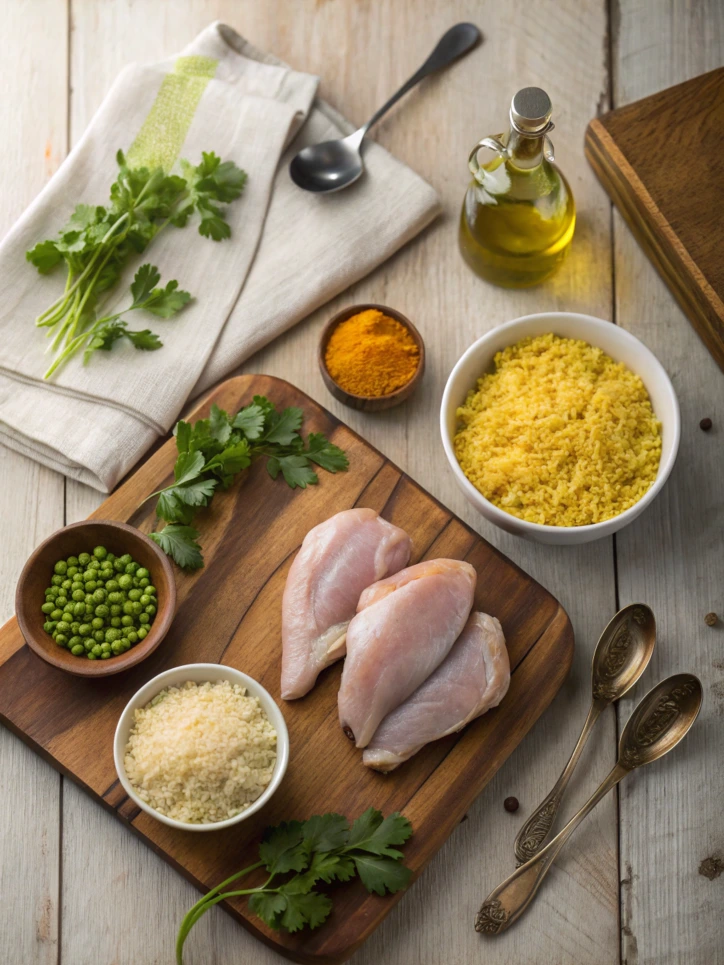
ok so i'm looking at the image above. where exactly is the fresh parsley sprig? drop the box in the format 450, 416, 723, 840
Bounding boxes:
146, 396, 349, 569
176, 809, 413, 963
27, 150, 246, 378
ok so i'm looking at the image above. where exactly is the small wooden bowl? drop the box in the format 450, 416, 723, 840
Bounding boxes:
15, 520, 176, 678
318, 303, 425, 412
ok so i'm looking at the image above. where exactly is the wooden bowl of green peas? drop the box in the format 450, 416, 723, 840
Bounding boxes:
15, 519, 176, 677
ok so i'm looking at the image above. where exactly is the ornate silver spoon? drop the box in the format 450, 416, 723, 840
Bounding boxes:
514, 603, 656, 865
477, 673, 702, 935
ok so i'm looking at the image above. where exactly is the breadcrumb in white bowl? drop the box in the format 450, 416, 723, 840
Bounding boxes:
114, 663, 289, 831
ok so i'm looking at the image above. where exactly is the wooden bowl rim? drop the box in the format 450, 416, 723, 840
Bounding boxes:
317, 303, 425, 402
15, 519, 177, 678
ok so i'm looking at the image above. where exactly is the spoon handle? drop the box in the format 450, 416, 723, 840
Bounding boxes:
476, 763, 628, 935
362, 23, 481, 135
514, 698, 607, 864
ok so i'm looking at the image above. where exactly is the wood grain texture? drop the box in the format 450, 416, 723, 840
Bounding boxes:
611, 3, 724, 964
0, 2, 68, 963
585, 67, 724, 370
0, 375, 573, 964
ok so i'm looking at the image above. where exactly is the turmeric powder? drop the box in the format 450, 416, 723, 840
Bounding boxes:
324, 309, 420, 397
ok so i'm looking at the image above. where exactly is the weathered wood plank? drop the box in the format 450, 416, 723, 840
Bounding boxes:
0, 2, 68, 963
613, 2, 724, 964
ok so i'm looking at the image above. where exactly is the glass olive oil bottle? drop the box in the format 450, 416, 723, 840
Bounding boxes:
459, 87, 575, 288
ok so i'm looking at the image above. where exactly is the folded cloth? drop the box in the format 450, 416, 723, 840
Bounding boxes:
0, 23, 440, 491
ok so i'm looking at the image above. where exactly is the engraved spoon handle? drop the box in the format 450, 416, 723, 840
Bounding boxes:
477, 762, 628, 935
514, 699, 606, 864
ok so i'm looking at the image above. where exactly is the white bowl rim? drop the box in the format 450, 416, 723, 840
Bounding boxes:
440, 311, 681, 535
113, 662, 290, 832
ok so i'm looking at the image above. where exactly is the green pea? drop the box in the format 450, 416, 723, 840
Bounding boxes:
85, 581, 97, 592
138, 613, 150, 625
100, 642, 112, 653
91, 645, 102, 657
51, 574, 63, 587
118, 553, 132, 566
121, 615, 134, 627
71, 589, 85, 602
54, 560, 68, 575
43, 621, 56, 634
55, 634, 68, 647
84, 594, 94, 605
105, 552, 116, 563
94, 604, 109, 619
105, 579, 119, 592
100, 651, 111, 659
127, 589, 142, 602
135, 567, 149, 581
78, 553, 91, 566
88, 559, 100, 571
68, 636, 82, 649
146, 585, 156, 597
138, 578, 150, 588
122, 601, 134, 615
71, 644, 85, 656
139, 594, 151, 606
84, 603, 94, 616
82, 570, 94, 583
137, 626, 148, 640
73, 602, 85, 617
87, 652, 97, 660
118, 574, 132, 590
84, 639, 94, 651
66, 556, 79, 567
93, 630, 105, 643
41, 601, 55, 615
93, 546, 107, 560
145, 604, 156, 617
113, 559, 125, 573
132, 601, 143, 616
78, 624, 91, 637
92, 588, 106, 603
70, 622, 81, 634
127, 631, 138, 645
107, 592, 122, 605
111, 641, 123, 655
61, 579, 72, 591
45, 586, 59, 597
105, 627, 122, 644
91, 617, 104, 630
55, 621, 70, 634
110, 617, 122, 628
110, 605, 122, 617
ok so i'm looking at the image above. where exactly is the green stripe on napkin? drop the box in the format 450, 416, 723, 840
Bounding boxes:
126, 55, 218, 171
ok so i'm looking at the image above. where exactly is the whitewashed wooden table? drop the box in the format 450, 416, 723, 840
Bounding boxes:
1, 2, 722, 963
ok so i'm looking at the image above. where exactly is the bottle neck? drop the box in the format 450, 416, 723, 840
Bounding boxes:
506, 127, 545, 169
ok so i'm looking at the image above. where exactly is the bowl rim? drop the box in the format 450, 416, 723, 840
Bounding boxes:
113, 662, 290, 832
440, 311, 681, 535
318, 302, 425, 401
15, 518, 177, 677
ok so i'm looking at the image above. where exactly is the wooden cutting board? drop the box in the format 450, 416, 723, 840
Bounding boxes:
0, 375, 573, 963
585, 67, 724, 371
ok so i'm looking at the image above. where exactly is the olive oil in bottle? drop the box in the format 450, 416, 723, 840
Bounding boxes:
459, 87, 575, 288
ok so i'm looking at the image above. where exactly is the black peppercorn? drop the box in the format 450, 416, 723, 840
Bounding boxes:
700, 417, 713, 431
705, 612, 718, 627
504, 796, 519, 813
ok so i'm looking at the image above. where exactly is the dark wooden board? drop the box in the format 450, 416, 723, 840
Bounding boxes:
0, 375, 573, 963
585, 67, 724, 371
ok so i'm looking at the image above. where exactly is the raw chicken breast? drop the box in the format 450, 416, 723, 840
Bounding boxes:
281, 508, 411, 700
362, 612, 510, 772
338, 559, 477, 747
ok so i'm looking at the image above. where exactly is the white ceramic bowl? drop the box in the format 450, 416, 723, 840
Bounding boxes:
114, 663, 289, 832
440, 312, 680, 545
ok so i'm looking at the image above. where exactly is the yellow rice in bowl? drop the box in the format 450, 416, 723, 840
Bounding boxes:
453, 333, 662, 527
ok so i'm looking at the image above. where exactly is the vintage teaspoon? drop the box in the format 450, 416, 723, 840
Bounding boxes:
476, 673, 702, 935
289, 22, 481, 193
514, 603, 656, 865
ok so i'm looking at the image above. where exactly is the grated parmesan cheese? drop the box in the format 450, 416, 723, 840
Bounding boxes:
124, 679, 277, 824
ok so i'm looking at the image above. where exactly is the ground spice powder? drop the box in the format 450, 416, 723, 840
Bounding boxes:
325, 309, 419, 397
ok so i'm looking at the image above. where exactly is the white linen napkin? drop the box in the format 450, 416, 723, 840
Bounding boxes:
0, 23, 440, 491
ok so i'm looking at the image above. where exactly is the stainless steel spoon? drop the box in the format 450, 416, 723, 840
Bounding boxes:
289, 22, 481, 193
477, 673, 702, 935
514, 603, 656, 865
